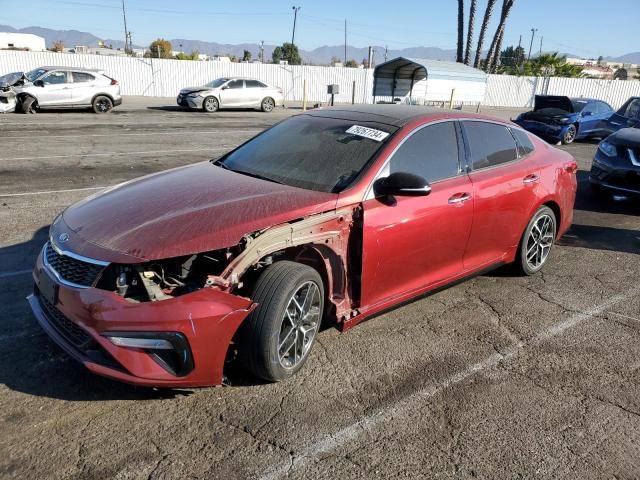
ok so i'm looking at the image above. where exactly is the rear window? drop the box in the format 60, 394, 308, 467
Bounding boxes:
218, 115, 397, 192
72, 72, 95, 83
463, 121, 518, 170
246, 80, 267, 88
511, 128, 535, 156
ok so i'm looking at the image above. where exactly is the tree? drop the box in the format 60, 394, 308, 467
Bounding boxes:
145, 39, 173, 58
474, 0, 497, 68
175, 51, 200, 61
485, 0, 515, 73
345, 59, 359, 68
242, 49, 252, 62
499, 45, 524, 67
464, 0, 477, 65
456, 0, 465, 63
272, 42, 301, 65
500, 52, 584, 78
51, 40, 64, 53
597, 55, 604, 65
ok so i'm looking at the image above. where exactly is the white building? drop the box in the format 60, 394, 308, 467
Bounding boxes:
0, 32, 46, 51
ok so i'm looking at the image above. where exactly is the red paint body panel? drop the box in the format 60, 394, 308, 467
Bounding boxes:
29, 109, 577, 387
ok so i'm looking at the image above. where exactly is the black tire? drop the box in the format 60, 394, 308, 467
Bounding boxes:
202, 96, 219, 113
240, 261, 324, 382
261, 97, 275, 113
514, 206, 557, 276
92, 95, 113, 114
19, 96, 37, 114
561, 124, 577, 144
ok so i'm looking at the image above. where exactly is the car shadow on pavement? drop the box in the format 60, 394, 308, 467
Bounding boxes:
558, 224, 640, 255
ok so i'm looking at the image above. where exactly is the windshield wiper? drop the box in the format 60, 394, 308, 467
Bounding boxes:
211, 159, 283, 184
211, 158, 230, 169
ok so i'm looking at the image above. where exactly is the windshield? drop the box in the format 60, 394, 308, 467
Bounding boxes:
571, 100, 587, 112
205, 78, 229, 88
617, 98, 640, 119
216, 115, 397, 193
25, 68, 48, 82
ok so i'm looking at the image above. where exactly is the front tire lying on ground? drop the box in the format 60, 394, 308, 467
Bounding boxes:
515, 205, 557, 276
240, 261, 324, 382
92, 95, 113, 114
19, 96, 37, 114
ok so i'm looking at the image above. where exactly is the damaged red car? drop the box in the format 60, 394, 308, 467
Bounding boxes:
28, 105, 577, 387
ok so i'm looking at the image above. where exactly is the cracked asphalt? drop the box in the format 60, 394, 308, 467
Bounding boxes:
1, 98, 639, 479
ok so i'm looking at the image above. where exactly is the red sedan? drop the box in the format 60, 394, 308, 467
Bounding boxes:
28, 106, 577, 387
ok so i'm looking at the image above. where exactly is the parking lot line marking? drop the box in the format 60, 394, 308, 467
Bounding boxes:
0, 186, 108, 197
2, 129, 262, 139
258, 287, 640, 480
0, 269, 32, 279
608, 311, 640, 324
4, 147, 227, 162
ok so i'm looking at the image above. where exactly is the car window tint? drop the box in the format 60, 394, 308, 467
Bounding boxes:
463, 121, 518, 170
389, 122, 459, 183
601, 102, 613, 113
72, 72, 95, 83
227, 80, 244, 89
511, 128, 535, 156
43, 71, 68, 85
623, 99, 640, 119
246, 80, 266, 88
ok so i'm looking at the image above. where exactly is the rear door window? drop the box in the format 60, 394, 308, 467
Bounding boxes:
72, 72, 95, 83
246, 80, 266, 88
462, 121, 519, 170
511, 128, 535, 156
388, 122, 460, 183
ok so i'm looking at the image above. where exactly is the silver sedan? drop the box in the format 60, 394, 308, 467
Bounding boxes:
177, 77, 284, 113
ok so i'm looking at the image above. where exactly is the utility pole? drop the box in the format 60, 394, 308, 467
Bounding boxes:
259, 40, 264, 63
344, 19, 347, 64
384, 45, 388, 62
528, 28, 538, 60
121, 0, 129, 53
291, 6, 301, 45
367, 46, 372, 69
538, 36, 543, 56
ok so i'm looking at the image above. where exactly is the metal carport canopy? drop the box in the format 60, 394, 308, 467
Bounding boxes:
372, 57, 487, 98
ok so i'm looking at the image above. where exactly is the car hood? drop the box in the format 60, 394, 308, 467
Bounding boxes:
0, 71, 25, 88
179, 86, 213, 94
609, 127, 640, 147
57, 162, 338, 263
534, 95, 575, 113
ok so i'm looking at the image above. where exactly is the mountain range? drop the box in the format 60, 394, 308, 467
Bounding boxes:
2, 24, 639, 65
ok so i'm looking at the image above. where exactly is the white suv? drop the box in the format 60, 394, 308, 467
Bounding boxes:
15, 66, 122, 114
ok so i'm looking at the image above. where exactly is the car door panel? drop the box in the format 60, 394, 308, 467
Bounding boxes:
360, 121, 473, 308
219, 79, 246, 108
69, 71, 97, 105
38, 71, 71, 106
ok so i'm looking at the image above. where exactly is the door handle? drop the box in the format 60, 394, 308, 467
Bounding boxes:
448, 193, 472, 205
523, 174, 539, 184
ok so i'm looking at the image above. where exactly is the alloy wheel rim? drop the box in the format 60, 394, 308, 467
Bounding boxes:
206, 98, 217, 111
97, 100, 109, 112
278, 281, 321, 369
565, 126, 576, 143
264, 99, 274, 111
525, 214, 554, 270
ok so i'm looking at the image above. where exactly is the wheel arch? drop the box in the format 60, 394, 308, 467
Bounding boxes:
542, 199, 561, 236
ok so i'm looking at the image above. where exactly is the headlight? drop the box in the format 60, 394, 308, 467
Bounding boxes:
598, 141, 617, 157
558, 117, 572, 124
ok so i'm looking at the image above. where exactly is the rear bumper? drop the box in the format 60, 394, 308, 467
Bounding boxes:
113, 97, 122, 107
29, 251, 255, 387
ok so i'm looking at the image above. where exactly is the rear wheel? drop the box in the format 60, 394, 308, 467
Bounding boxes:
261, 97, 275, 113
203, 96, 219, 113
515, 206, 556, 275
561, 124, 577, 144
92, 95, 113, 114
240, 261, 324, 382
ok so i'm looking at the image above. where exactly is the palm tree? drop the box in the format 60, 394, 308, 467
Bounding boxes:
473, 0, 497, 68
456, 0, 465, 63
485, 0, 515, 73
464, 0, 477, 65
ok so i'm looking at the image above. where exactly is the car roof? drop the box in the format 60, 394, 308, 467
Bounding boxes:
303, 104, 512, 128
538, 95, 601, 103
38, 66, 103, 73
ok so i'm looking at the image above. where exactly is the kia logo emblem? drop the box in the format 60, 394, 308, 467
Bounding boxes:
58, 233, 70, 243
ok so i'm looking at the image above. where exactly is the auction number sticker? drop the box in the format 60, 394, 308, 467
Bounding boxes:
346, 125, 390, 142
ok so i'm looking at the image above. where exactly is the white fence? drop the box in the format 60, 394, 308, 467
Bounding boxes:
2, 50, 640, 109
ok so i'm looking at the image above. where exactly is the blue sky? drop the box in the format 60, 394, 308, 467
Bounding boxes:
2, 0, 637, 57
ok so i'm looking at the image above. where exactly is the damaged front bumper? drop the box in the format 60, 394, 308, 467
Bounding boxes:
0, 90, 17, 113
177, 94, 204, 109
29, 252, 255, 387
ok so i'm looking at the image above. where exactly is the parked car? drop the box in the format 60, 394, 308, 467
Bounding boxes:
590, 127, 640, 198
28, 106, 577, 387
11, 66, 122, 114
177, 77, 284, 113
605, 96, 640, 134
514, 95, 614, 144
0, 72, 20, 113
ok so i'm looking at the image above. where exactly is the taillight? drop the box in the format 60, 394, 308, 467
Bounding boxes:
564, 161, 578, 174
110, 78, 119, 85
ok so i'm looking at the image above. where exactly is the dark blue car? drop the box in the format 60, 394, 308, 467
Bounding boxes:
605, 96, 640, 134
514, 95, 614, 145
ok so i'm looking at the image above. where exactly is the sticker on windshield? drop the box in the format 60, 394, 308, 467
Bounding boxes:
345, 125, 389, 142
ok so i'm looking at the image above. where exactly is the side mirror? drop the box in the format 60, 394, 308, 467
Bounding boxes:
34, 79, 44, 87
581, 111, 592, 117
221, 85, 229, 90
373, 171, 431, 197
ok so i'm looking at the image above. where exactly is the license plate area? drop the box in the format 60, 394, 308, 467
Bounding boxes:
39, 269, 59, 306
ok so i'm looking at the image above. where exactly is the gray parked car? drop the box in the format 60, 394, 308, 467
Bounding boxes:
177, 77, 284, 113
12, 66, 122, 114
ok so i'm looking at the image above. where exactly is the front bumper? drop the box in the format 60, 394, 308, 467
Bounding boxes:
29, 251, 255, 387
514, 120, 569, 142
177, 94, 203, 109
589, 152, 640, 196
